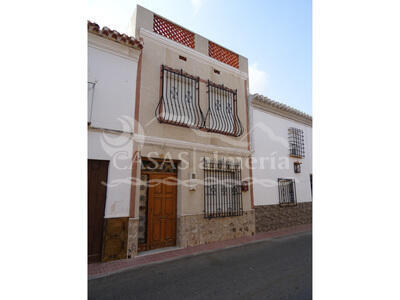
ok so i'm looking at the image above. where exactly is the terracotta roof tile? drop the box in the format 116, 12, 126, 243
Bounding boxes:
251, 93, 312, 122
88, 21, 143, 50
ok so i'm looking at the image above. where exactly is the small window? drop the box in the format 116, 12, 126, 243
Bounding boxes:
288, 127, 305, 158
203, 158, 243, 218
278, 178, 297, 205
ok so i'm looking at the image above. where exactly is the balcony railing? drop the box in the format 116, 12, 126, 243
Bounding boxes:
204, 81, 244, 137
155, 65, 204, 128
155, 66, 244, 137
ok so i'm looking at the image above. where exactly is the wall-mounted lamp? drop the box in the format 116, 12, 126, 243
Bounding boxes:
189, 173, 196, 191
294, 162, 302, 174
241, 181, 249, 192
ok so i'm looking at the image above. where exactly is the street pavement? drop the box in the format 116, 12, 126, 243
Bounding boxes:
88, 231, 312, 300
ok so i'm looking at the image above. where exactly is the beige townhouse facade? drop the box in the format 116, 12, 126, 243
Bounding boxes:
127, 6, 255, 257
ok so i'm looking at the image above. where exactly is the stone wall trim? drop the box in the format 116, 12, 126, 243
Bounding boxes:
255, 202, 312, 233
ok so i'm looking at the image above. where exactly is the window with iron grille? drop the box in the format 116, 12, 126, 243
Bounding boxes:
278, 178, 297, 205
204, 81, 244, 137
288, 127, 305, 158
155, 65, 204, 128
203, 158, 243, 218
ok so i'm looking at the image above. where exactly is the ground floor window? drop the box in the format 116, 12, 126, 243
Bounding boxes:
203, 158, 243, 218
278, 178, 297, 206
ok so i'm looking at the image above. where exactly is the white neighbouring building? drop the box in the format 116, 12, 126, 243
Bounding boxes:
87, 21, 142, 263
249, 94, 312, 232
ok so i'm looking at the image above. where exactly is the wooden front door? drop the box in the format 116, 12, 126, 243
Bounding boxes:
88, 159, 109, 263
147, 173, 177, 250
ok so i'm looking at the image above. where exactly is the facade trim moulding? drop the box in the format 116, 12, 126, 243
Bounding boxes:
251, 94, 312, 127
88, 127, 251, 156
134, 134, 251, 157
139, 28, 248, 80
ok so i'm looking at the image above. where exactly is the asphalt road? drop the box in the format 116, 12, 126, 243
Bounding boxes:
89, 231, 312, 300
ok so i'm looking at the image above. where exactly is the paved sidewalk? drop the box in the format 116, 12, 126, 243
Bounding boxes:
88, 224, 311, 279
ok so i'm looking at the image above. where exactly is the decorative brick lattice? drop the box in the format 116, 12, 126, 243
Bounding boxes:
208, 41, 239, 69
153, 15, 195, 49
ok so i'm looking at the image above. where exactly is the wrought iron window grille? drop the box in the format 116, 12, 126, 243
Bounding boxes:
288, 127, 305, 158
156, 66, 244, 137
155, 65, 204, 128
203, 80, 244, 137
278, 178, 297, 206
202, 157, 243, 218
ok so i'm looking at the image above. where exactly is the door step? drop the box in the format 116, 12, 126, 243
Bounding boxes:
137, 246, 182, 257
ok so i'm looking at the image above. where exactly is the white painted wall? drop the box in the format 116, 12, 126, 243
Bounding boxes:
88, 44, 138, 132
88, 131, 133, 218
251, 107, 312, 206
88, 35, 140, 218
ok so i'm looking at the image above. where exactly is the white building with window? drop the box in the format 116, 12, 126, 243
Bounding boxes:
249, 94, 312, 232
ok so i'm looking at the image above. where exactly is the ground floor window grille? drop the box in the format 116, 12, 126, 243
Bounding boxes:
203, 158, 243, 218
278, 178, 297, 205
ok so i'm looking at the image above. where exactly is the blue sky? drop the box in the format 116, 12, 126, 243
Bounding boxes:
88, 0, 312, 115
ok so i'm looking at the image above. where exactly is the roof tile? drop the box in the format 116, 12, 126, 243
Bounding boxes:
252, 93, 312, 122
88, 21, 143, 50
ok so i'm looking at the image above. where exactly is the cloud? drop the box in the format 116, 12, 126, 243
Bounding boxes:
249, 63, 269, 95
191, 0, 203, 15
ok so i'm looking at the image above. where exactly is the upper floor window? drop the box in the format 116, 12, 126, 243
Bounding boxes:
156, 66, 244, 137
204, 81, 243, 137
288, 127, 305, 158
156, 65, 204, 128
